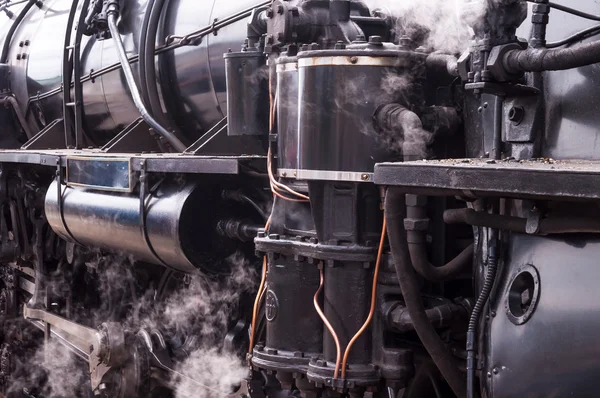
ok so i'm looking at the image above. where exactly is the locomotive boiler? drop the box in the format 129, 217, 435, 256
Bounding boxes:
0, 0, 599, 397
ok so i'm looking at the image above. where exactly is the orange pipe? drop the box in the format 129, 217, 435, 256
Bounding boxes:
340, 217, 387, 378
248, 256, 268, 356
314, 265, 343, 379
248, 216, 271, 356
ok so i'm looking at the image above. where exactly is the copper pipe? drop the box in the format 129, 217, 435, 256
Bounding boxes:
248, 216, 271, 357
341, 217, 387, 378
248, 256, 268, 356
314, 264, 343, 379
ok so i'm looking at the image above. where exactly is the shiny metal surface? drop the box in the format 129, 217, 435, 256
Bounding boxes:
297, 56, 409, 68
277, 57, 299, 173
45, 179, 204, 273
485, 234, 600, 397
0, 0, 259, 145
296, 169, 374, 183
297, 52, 412, 177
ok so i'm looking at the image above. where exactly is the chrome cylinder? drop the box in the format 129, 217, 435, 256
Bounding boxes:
44, 180, 203, 273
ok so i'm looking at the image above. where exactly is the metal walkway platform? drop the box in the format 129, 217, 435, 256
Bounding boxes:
375, 158, 600, 200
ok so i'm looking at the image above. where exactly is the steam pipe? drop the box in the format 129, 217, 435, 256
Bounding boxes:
504, 39, 600, 73
141, 0, 172, 128
0, 0, 38, 63
444, 208, 600, 234
385, 188, 466, 398
378, 106, 473, 281
139, 0, 156, 108
106, 3, 187, 153
426, 53, 459, 77
4, 96, 32, 139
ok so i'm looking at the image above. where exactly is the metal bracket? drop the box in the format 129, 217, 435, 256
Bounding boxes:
138, 161, 173, 270
56, 160, 83, 246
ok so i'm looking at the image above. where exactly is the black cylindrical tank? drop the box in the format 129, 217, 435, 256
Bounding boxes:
276, 53, 299, 177
224, 45, 269, 136
296, 40, 426, 183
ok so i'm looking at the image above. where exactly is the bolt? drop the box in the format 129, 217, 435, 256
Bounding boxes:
493, 367, 499, 374
369, 35, 383, 45
350, 56, 358, 64
508, 106, 525, 124
19, 41, 24, 47
477, 107, 483, 113
361, 173, 370, 181
334, 41, 346, 50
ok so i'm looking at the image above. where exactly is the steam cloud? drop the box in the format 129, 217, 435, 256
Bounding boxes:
369, 0, 485, 53
5, 251, 256, 397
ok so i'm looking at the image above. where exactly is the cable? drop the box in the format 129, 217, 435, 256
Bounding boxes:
314, 264, 343, 379
467, 243, 498, 398
341, 217, 386, 378
106, 4, 187, 152
546, 24, 600, 48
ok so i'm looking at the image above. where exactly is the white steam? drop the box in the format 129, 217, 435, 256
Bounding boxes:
7, 338, 87, 398
368, 0, 485, 54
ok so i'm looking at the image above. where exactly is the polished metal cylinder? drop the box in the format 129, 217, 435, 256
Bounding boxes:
45, 180, 204, 273
276, 55, 299, 177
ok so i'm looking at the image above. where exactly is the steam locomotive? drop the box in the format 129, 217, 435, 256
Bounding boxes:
0, 0, 598, 396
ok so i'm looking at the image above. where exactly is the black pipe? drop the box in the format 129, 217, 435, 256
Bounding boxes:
386, 188, 466, 398
444, 208, 600, 235
504, 39, 600, 73
0, 0, 38, 64
426, 53, 459, 77
409, 242, 474, 282
106, 2, 187, 152
139, 0, 156, 109
384, 299, 469, 333
142, 0, 170, 126
406, 195, 474, 282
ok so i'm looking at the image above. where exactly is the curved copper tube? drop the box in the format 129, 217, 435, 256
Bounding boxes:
314, 265, 343, 379
341, 217, 387, 378
248, 256, 268, 356
248, 216, 271, 356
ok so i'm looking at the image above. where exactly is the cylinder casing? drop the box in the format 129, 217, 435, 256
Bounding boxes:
224, 49, 269, 136
296, 46, 425, 182
276, 55, 299, 176
44, 180, 205, 273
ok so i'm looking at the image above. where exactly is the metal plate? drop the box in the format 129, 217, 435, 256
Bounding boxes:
66, 156, 133, 192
